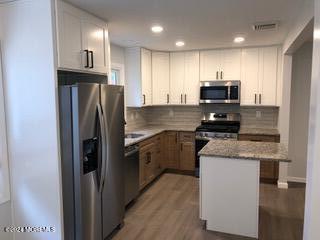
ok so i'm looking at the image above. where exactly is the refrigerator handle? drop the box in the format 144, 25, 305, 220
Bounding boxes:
97, 103, 107, 193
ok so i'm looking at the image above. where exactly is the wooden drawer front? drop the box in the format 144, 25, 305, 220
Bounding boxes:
179, 132, 195, 142
238, 134, 280, 143
139, 133, 161, 147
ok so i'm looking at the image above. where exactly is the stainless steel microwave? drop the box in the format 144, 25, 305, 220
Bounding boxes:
200, 80, 241, 104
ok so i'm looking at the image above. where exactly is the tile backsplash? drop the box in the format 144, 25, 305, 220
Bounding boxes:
126, 105, 279, 131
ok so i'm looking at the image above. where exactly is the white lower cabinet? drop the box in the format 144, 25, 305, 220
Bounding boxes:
241, 46, 279, 106
57, 1, 110, 74
152, 52, 170, 105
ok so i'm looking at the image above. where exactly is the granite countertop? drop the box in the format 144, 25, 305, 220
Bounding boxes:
125, 125, 197, 147
239, 127, 280, 136
198, 139, 290, 162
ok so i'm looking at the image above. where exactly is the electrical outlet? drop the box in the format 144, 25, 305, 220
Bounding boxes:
256, 111, 262, 118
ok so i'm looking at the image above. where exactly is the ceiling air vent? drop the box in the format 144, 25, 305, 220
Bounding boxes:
252, 21, 279, 31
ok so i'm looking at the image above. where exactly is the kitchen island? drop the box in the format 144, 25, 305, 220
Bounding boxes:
198, 140, 290, 239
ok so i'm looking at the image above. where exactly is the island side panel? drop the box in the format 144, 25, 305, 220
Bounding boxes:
200, 156, 260, 239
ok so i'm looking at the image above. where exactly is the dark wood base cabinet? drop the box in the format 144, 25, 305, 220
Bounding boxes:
238, 134, 280, 183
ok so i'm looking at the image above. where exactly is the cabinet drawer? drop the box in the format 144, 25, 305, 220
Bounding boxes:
179, 132, 195, 142
238, 134, 280, 143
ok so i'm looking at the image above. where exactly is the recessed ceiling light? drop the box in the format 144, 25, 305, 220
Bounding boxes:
234, 36, 245, 43
151, 25, 163, 33
175, 41, 185, 47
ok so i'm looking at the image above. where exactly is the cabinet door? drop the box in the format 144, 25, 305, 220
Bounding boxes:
200, 50, 221, 81
152, 52, 170, 105
184, 51, 200, 105
179, 132, 195, 171
241, 48, 260, 105
259, 47, 278, 106
141, 48, 152, 106
170, 52, 185, 105
57, 2, 82, 70
220, 49, 241, 80
82, 19, 108, 74
238, 134, 279, 183
139, 150, 148, 190
165, 132, 179, 169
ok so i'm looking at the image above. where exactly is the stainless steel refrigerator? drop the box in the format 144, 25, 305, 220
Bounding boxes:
59, 73, 124, 240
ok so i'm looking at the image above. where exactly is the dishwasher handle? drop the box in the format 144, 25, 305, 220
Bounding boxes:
125, 145, 140, 157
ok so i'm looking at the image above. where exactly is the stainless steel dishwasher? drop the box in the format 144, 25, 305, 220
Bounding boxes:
124, 144, 140, 206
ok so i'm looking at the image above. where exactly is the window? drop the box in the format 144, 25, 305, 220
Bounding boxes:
110, 63, 125, 86
111, 69, 120, 85
0, 53, 10, 204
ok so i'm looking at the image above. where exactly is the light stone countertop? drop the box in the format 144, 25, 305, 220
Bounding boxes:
239, 127, 280, 136
198, 139, 290, 162
125, 125, 197, 147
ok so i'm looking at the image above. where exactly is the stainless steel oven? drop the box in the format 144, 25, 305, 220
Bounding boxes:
200, 80, 241, 104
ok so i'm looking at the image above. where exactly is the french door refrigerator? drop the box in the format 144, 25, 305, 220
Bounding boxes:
59, 77, 125, 240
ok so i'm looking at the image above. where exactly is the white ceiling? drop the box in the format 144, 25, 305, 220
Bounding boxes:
65, 0, 304, 51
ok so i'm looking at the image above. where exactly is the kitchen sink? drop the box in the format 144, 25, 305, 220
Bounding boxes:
125, 133, 145, 139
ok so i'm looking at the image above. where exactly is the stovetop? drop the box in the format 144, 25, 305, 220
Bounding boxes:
196, 113, 241, 134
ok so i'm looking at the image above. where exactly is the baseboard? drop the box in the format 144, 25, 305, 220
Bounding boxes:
277, 181, 288, 189
287, 177, 306, 183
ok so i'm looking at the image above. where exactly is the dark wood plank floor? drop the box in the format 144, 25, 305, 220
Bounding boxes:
112, 173, 305, 240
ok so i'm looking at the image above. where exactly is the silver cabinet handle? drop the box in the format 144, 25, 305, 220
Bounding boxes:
259, 94, 262, 104
181, 94, 183, 104
216, 71, 219, 79
143, 94, 146, 105
220, 71, 223, 80
167, 94, 169, 104
255, 94, 257, 104
185, 94, 187, 104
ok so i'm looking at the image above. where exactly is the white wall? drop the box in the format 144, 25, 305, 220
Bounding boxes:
110, 44, 125, 65
283, 0, 314, 53
304, 0, 320, 238
288, 42, 313, 182
0, 1, 63, 240
0, 202, 12, 240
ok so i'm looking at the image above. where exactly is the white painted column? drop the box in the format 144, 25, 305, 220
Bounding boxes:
303, 0, 320, 238
277, 54, 292, 189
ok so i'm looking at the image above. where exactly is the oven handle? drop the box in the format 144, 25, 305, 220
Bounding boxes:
195, 136, 212, 141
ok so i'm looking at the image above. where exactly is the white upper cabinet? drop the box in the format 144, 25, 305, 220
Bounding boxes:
170, 52, 185, 105
141, 48, 152, 106
152, 52, 170, 105
169, 51, 200, 105
125, 47, 152, 107
241, 46, 278, 106
184, 51, 200, 105
220, 49, 241, 80
241, 48, 260, 105
57, 1, 109, 74
259, 47, 278, 106
200, 49, 241, 81
200, 50, 221, 81
57, 2, 82, 70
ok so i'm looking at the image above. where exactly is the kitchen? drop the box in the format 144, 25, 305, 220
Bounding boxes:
0, 0, 319, 240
